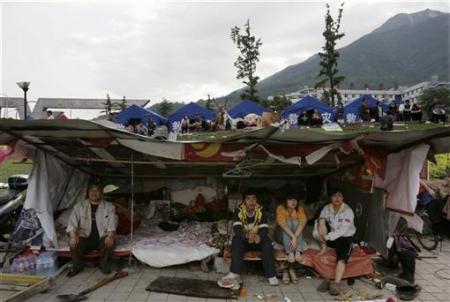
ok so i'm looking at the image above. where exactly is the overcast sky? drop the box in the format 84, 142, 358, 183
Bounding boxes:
1, 0, 449, 110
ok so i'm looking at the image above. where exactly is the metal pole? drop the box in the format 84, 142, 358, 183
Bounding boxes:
23, 89, 27, 120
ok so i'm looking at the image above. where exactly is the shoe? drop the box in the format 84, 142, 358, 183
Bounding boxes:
329, 282, 340, 296
317, 280, 329, 292
268, 276, 279, 286
67, 266, 84, 278
282, 270, 290, 284
288, 267, 298, 284
287, 252, 295, 263
217, 273, 241, 290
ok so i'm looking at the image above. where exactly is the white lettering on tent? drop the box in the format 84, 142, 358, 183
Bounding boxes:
346, 113, 357, 124
172, 121, 182, 133
288, 113, 298, 127
321, 112, 332, 124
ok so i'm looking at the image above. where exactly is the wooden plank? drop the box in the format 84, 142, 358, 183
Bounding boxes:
3, 276, 50, 302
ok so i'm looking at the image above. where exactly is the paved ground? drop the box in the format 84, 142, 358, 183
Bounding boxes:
26, 240, 450, 302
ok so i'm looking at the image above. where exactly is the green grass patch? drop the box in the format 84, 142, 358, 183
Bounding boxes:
0, 159, 32, 183
429, 153, 450, 179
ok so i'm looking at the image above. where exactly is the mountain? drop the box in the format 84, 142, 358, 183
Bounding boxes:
223, 9, 450, 103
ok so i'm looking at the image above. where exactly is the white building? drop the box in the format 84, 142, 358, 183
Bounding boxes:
279, 76, 450, 104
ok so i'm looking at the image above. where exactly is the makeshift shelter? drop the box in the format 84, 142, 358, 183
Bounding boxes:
228, 100, 270, 119
114, 104, 167, 127
167, 102, 215, 132
343, 94, 379, 123
281, 96, 333, 126
1, 119, 450, 268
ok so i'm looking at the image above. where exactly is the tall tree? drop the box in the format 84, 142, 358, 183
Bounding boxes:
231, 20, 263, 103
315, 3, 345, 106
205, 94, 213, 110
158, 98, 173, 117
102, 94, 113, 115
119, 96, 128, 111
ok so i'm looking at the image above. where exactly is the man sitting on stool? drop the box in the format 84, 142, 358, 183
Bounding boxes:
218, 191, 278, 289
66, 183, 118, 277
314, 191, 356, 296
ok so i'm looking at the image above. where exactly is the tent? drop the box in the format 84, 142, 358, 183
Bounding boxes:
228, 100, 270, 119
115, 104, 167, 127
167, 102, 215, 131
343, 95, 380, 123
281, 96, 333, 126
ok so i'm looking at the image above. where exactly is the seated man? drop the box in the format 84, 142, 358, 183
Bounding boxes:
218, 192, 278, 289
314, 192, 356, 296
66, 183, 118, 277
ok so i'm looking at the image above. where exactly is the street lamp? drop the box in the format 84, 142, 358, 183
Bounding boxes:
16, 81, 30, 120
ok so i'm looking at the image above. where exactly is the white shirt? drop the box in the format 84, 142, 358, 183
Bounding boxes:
319, 203, 356, 241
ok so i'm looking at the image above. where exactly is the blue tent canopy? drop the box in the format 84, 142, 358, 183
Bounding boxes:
281, 96, 333, 126
114, 104, 167, 126
343, 95, 379, 123
228, 100, 270, 119
167, 102, 215, 131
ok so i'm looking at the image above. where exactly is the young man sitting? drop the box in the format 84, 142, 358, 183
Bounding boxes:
66, 183, 118, 277
218, 192, 278, 289
314, 192, 356, 296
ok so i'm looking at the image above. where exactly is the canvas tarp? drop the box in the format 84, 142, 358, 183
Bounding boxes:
228, 100, 270, 119
23, 149, 90, 246
115, 104, 167, 127
281, 96, 333, 126
167, 102, 215, 132
343, 94, 379, 123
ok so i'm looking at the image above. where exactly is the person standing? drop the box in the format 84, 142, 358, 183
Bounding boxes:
314, 192, 356, 296
66, 183, 118, 277
218, 192, 278, 289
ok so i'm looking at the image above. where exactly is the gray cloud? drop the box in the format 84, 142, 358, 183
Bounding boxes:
2, 0, 449, 111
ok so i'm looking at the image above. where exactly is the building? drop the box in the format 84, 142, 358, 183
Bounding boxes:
279, 76, 450, 104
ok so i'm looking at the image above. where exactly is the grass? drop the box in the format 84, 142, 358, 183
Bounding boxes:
0, 159, 32, 183
176, 123, 444, 141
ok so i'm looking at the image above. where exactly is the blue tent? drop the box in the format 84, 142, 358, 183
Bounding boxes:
228, 100, 270, 119
115, 104, 167, 126
343, 95, 380, 123
167, 102, 215, 131
281, 96, 333, 126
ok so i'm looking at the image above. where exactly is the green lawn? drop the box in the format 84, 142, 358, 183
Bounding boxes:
176, 123, 444, 141
0, 160, 32, 183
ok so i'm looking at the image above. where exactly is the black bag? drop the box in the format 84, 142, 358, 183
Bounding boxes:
380, 115, 394, 131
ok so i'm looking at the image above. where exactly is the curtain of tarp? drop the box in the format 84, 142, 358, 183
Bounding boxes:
384, 144, 430, 216
23, 150, 90, 246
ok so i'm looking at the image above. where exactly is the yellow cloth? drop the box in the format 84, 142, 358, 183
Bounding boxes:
237, 203, 263, 233
276, 205, 307, 227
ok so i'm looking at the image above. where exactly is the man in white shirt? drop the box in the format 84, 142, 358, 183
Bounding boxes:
314, 192, 356, 296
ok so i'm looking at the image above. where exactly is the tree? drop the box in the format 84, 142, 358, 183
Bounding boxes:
261, 95, 292, 112
420, 87, 450, 119
119, 96, 128, 111
315, 3, 345, 106
101, 94, 113, 116
158, 98, 173, 117
231, 20, 263, 103
205, 94, 213, 110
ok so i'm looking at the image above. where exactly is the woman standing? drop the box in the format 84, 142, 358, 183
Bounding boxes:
276, 196, 307, 284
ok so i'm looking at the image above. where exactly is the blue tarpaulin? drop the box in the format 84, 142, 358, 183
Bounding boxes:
228, 100, 270, 119
281, 96, 333, 126
115, 104, 167, 126
168, 102, 215, 131
343, 94, 379, 123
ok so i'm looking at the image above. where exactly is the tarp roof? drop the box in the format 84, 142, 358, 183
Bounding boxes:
228, 100, 270, 119
1, 119, 450, 179
114, 104, 167, 126
167, 102, 215, 130
281, 96, 332, 119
